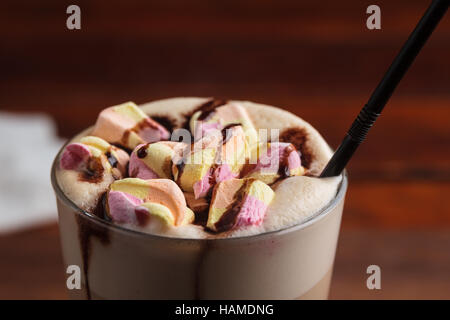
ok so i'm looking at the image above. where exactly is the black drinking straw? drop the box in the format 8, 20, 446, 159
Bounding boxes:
320, 0, 449, 178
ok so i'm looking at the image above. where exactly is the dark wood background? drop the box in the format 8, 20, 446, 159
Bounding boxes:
0, 0, 449, 299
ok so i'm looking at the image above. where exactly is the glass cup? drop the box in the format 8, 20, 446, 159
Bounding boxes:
51, 146, 347, 300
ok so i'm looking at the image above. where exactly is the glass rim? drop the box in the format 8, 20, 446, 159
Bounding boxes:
51, 141, 348, 243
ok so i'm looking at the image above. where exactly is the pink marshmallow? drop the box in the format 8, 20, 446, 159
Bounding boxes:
194, 121, 221, 140
91, 106, 171, 148
128, 147, 160, 179
236, 195, 268, 227
193, 168, 214, 199
60, 143, 92, 170
287, 147, 301, 171
251, 142, 301, 175
214, 164, 238, 184
139, 125, 170, 143
107, 191, 143, 224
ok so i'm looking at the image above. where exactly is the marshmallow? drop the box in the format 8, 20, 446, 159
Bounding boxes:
60, 136, 129, 181
80, 136, 129, 175
190, 102, 258, 148
129, 141, 186, 180
172, 133, 222, 199
207, 178, 274, 232
213, 124, 247, 184
60, 143, 91, 171
243, 142, 305, 185
184, 192, 209, 224
106, 178, 193, 227
172, 124, 249, 198
91, 102, 170, 150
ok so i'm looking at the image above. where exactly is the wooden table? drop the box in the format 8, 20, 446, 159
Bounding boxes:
0, 0, 449, 299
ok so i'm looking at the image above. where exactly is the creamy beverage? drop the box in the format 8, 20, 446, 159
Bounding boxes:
52, 97, 346, 299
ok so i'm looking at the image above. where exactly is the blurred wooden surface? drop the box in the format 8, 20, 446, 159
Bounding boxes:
0, 0, 449, 299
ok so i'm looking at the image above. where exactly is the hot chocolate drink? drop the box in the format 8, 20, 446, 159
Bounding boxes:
52, 97, 346, 299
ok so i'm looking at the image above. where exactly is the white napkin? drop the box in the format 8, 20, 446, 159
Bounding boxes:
0, 112, 65, 234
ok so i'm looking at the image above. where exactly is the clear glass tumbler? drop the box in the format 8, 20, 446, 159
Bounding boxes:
51, 147, 347, 300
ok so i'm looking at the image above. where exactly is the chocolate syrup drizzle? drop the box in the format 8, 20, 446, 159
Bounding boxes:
220, 123, 241, 144
105, 151, 118, 168
151, 115, 176, 132
78, 157, 104, 183
76, 193, 110, 300
192, 207, 210, 226
174, 158, 186, 186
137, 144, 149, 158
194, 240, 213, 299
279, 127, 313, 169
196, 99, 228, 121
214, 178, 255, 233
120, 130, 131, 150
182, 98, 228, 130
